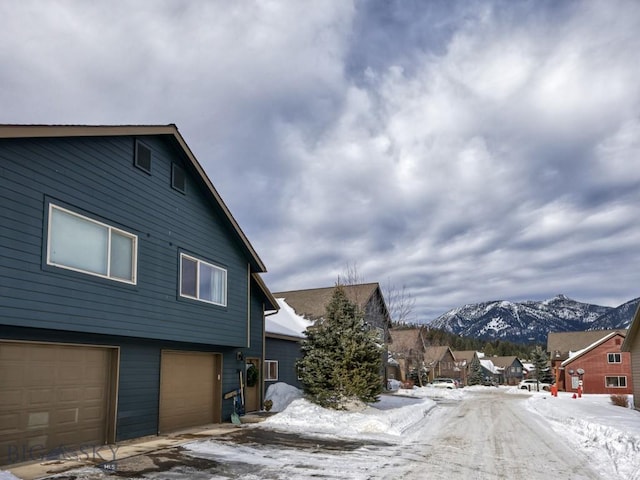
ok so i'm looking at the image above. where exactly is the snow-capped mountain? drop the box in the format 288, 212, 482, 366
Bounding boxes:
428, 294, 616, 344
588, 297, 640, 331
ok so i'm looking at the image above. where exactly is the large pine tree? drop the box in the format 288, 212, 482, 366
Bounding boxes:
468, 356, 485, 386
297, 285, 383, 409
531, 346, 554, 384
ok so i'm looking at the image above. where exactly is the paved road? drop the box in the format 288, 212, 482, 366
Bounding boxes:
37, 391, 605, 479
400, 391, 602, 480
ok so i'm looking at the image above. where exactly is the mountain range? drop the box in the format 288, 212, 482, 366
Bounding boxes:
428, 294, 639, 344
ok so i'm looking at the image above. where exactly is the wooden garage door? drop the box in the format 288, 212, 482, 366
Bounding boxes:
159, 351, 221, 433
0, 342, 115, 466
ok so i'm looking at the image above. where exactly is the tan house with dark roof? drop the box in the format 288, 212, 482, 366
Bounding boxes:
388, 327, 428, 382
452, 350, 480, 386
622, 306, 640, 409
424, 346, 458, 382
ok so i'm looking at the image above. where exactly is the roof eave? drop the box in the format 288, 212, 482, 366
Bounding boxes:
622, 304, 640, 352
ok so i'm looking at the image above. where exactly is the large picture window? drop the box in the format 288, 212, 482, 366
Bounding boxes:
47, 204, 137, 284
180, 253, 227, 306
605, 376, 627, 388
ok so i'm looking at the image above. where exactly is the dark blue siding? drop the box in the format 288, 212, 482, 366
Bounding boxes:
265, 337, 303, 389
247, 281, 265, 359
0, 135, 250, 347
116, 343, 160, 440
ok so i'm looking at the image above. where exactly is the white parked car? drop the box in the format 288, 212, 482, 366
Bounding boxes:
430, 378, 458, 389
518, 378, 551, 392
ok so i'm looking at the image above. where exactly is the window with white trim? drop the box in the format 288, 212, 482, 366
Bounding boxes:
607, 353, 622, 363
265, 360, 278, 381
605, 376, 627, 388
47, 204, 137, 284
180, 253, 227, 306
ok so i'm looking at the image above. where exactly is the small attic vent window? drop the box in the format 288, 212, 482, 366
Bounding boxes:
134, 141, 152, 173
172, 164, 186, 194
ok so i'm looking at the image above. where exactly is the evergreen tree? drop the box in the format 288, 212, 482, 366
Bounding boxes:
468, 357, 484, 386
531, 346, 553, 384
408, 364, 429, 387
297, 285, 383, 409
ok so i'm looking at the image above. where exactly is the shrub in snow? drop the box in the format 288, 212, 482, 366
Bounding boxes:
610, 394, 629, 408
297, 285, 383, 409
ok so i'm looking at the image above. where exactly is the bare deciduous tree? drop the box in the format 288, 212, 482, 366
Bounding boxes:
337, 261, 365, 286
383, 279, 416, 324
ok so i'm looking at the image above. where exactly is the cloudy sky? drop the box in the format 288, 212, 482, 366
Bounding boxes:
2, 0, 640, 321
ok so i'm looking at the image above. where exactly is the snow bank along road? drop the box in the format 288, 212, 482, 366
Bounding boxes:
21, 389, 621, 480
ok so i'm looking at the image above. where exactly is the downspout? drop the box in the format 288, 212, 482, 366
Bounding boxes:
263, 307, 278, 407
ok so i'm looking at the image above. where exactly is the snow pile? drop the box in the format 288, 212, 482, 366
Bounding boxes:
263, 394, 436, 439
0, 472, 20, 480
264, 382, 303, 412
395, 385, 466, 401
526, 392, 640, 479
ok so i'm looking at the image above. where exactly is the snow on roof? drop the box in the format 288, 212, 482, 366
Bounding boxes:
265, 298, 314, 338
480, 359, 498, 374
522, 362, 535, 372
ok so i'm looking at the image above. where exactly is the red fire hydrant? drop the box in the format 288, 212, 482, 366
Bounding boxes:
551, 384, 558, 397
577, 386, 582, 398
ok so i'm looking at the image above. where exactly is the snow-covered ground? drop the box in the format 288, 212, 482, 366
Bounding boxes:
2, 383, 638, 479
259, 383, 640, 478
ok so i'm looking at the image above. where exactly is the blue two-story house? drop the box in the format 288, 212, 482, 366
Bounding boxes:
0, 124, 277, 466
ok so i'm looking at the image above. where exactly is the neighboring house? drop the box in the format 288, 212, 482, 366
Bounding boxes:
479, 358, 499, 384
388, 327, 429, 382
423, 346, 458, 382
451, 350, 480, 386
491, 356, 525, 385
264, 298, 313, 389
621, 305, 640, 409
0, 125, 277, 466
562, 331, 632, 395
548, 329, 627, 390
270, 283, 392, 385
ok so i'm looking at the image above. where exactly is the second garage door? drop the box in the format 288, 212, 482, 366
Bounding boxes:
158, 351, 221, 433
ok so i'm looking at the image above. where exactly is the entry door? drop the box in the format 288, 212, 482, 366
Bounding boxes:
244, 358, 261, 413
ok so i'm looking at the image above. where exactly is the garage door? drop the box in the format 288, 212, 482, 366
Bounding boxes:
159, 351, 221, 433
0, 342, 116, 466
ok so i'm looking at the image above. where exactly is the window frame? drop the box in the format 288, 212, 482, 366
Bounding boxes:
607, 353, 622, 364
46, 204, 138, 284
264, 360, 278, 381
605, 376, 627, 388
179, 253, 227, 307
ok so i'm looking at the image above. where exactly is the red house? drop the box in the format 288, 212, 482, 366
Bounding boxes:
560, 331, 632, 395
